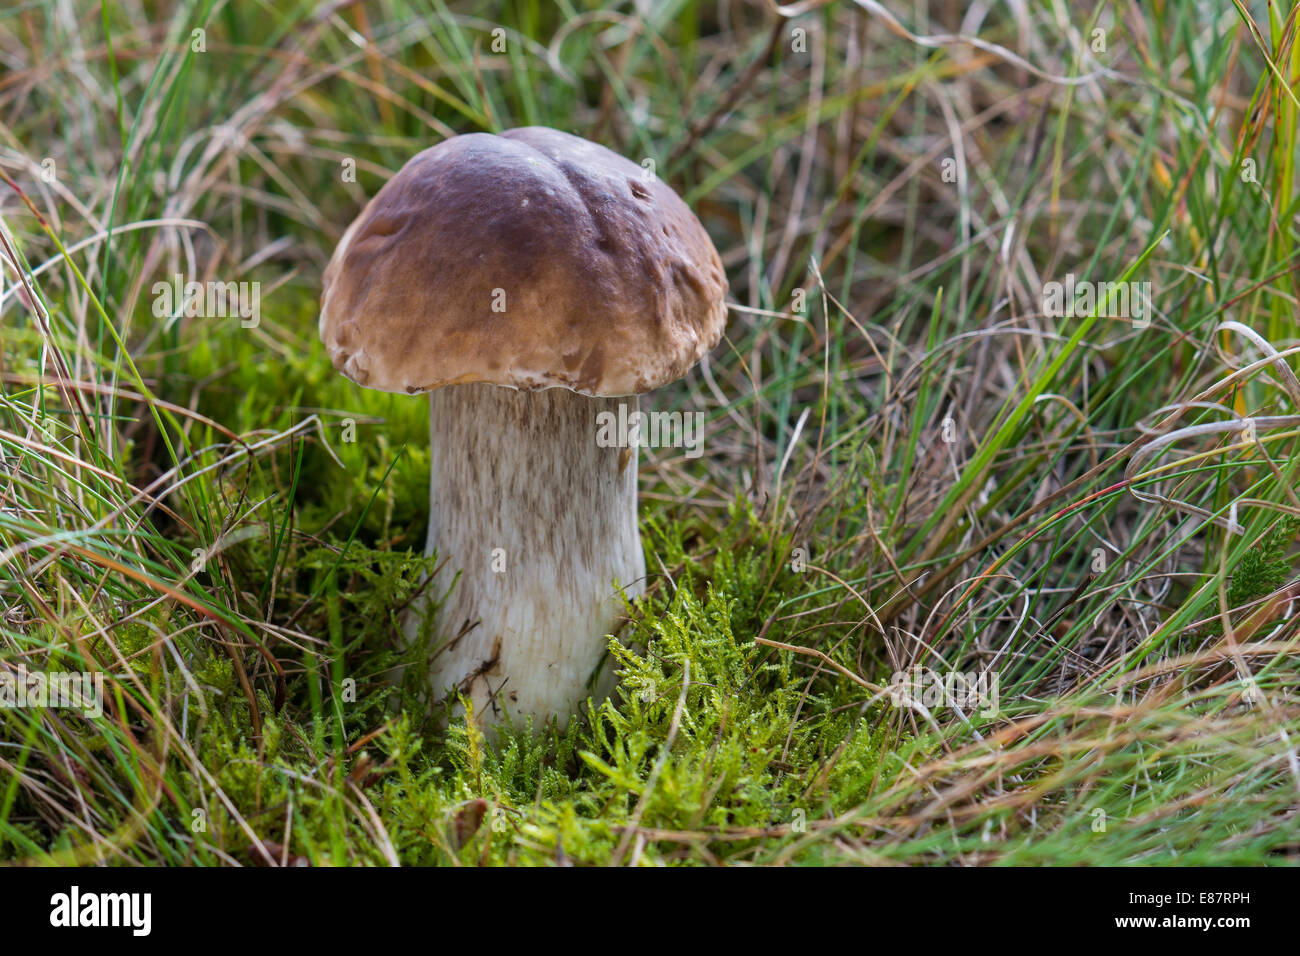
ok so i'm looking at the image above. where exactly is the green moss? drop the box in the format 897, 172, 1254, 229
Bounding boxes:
22, 501, 887, 865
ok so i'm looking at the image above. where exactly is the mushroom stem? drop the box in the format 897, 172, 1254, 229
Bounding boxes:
409, 384, 645, 727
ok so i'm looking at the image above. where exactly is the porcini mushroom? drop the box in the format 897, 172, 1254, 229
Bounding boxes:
319, 127, 727, 728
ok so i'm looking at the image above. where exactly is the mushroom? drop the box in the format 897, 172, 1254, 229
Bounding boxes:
319, 127, 727, 729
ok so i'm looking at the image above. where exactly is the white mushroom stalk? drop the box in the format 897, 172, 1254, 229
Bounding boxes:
422, 386, 643, 724
319, 126, 727, 729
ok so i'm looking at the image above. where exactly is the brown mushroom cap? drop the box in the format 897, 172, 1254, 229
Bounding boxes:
319, 127, 728, 397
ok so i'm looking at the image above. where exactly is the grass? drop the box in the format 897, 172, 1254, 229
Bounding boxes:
1, 0, 1299, 865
